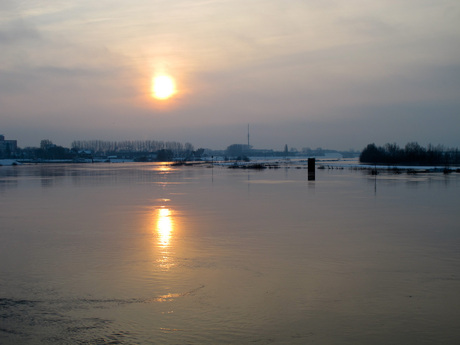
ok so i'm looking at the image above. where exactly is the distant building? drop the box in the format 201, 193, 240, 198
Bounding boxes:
0, 135, 18, 156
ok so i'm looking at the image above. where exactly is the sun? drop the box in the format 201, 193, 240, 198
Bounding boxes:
152, 75, 176, 100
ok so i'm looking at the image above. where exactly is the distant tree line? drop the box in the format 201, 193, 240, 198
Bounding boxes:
7, 139, 201, 162
360, 142, 460, 165
13, 140, 73, 160
71, 140, 194, 155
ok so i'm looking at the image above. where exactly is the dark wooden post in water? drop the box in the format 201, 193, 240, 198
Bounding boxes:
308, 158, 315, 181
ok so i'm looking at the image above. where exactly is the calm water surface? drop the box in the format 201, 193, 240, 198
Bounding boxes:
1, 163, 459, 344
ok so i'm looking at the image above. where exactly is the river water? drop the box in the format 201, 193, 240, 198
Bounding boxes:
1, 163, 459, 344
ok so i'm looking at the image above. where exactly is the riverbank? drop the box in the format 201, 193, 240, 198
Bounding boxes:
2, 157, 459, 174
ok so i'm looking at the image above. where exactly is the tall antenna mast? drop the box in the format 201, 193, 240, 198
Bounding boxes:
247, 124, 250, 148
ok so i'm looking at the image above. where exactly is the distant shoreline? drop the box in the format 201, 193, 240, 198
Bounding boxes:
2, 158, 459, 175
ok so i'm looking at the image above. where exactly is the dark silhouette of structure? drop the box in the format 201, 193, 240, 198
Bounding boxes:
308, 158, 315, 181
0, 135, 17, 158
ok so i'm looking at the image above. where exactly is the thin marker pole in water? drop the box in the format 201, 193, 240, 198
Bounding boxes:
308, 158, 315, 181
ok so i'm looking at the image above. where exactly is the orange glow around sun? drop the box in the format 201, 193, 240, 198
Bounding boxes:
152, 75, 176, 100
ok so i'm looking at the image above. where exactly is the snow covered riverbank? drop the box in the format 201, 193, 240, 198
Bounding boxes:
0, 159, 21, 166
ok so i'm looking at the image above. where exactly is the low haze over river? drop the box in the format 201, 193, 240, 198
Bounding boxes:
1, 163, 459, 344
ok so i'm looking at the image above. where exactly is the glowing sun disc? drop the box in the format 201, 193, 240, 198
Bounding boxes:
152, 75, 175, 100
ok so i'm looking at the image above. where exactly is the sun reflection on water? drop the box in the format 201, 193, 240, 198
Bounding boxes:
157, 208, 173, 248
156, 164, 173, 173
154, 206, 176, 271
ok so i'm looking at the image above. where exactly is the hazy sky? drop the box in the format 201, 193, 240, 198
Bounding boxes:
1, 0, 459, 150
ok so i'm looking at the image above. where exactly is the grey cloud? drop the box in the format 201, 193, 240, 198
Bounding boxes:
336, 16, 397, 38
0, 64, 114, 95
0, 19, 41, 44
